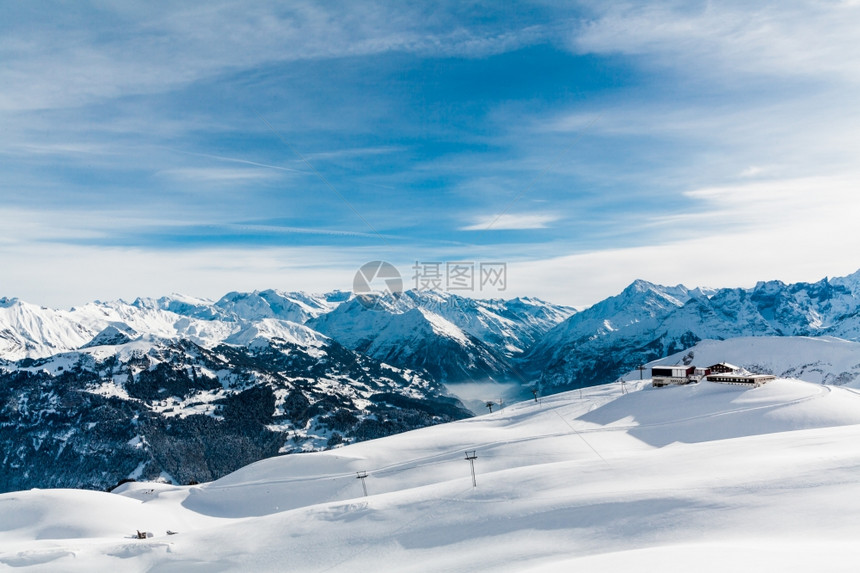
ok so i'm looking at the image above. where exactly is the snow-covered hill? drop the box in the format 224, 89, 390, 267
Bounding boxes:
635, 335, 860, 386
0, 297, 95, 360
171, 289, 347, 324
4, 376, 860, 571
395, 290, 575, 356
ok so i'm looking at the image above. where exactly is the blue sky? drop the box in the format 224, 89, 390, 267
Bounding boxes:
2, 1, 860, 308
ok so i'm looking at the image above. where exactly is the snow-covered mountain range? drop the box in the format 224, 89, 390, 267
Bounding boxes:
0, 290, 569, 492
528, 269, 860, 390
309, 291, 573, 383
5, 268, 860, 492
0, 291, 347, 361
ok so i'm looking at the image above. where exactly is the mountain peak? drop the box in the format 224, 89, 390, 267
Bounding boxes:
623, 279, 657, 293
81, 324, 139, 348
753, 279, 788, 293
618, 280, 690, 306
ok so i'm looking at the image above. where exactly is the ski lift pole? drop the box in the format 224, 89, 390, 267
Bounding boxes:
356, 471, 368, 497
465, 450, 478, 488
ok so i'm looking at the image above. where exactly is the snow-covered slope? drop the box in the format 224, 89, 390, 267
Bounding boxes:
4, 376, 860, 571
0, 297, 96, 359
636, 335, 860, 386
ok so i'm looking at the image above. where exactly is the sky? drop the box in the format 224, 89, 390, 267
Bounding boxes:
2, 0, 860, 309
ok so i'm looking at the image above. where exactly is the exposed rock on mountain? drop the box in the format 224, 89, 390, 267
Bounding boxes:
0, 335, 469, 493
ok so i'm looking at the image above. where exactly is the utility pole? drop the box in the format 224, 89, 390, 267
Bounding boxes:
356, 471, 368, 497
465, 450, 478, 488
485, 401, 494, 413
638, 365, 647, 380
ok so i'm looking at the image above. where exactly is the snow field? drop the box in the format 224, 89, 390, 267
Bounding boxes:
3, 378, 860, 571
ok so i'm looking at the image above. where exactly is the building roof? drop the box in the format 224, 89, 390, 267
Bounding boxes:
708, 362, 740, 370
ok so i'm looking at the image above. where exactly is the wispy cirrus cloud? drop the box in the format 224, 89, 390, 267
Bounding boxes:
460, 213, 560, 231
571, 0, 860, 83
0, 2, 555, 113
155, 167, 279, 183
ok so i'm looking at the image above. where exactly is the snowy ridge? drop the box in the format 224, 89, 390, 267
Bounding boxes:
0, 290, 573, 379
525, 280, 702, 389
4, 375, 860, 570
0, 297, 334, 360
396, 290, 575, 355
308, 291, 570, 383
132, 289, 346, 324
0, 297, 95, 360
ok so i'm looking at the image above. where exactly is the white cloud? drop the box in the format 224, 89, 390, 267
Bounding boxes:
3, 2, 859, 310
0, 2, 548, 113
572, 1, 860, 84
498, 173, 860, 307
534, 0, 860, 229
739, 166, 775, 178
0, 243, 357, 309
682, 175, 859, 226
460, 213, 560, 231
156, 167, 278, 183
0, 208, 169, 244
504, 227, 860, 309
3, 173, 858, 309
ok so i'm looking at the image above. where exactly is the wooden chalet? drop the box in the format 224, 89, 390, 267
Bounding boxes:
708, 362, 740, 374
